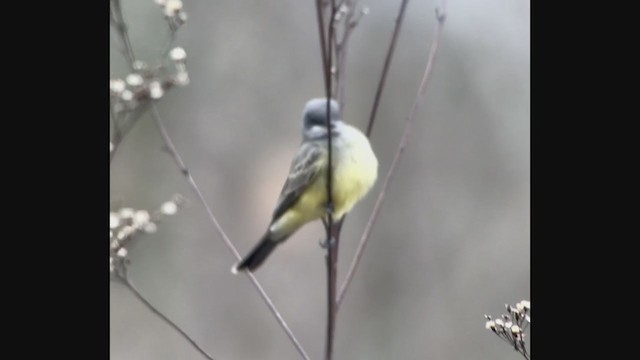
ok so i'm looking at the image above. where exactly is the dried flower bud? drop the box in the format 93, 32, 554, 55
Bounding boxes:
117, 226, 135, 241
149, 81, 164, 99
485, 320, 496, 330
110, 213, 120, 229
143, 222, 158, 234
170, 47, 187, 62
133, 210, 150, 226
126, 73, 144, 87
161, 201, 178, 215
121, 90, 134, 102
132, 60, 147, 71
119, 208, 135, 219
164, 0, 183, 17
110, 79, 126, 94
175, 71, 190, 86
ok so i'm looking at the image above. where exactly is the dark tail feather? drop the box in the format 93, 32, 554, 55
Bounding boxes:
233, 234, 279, 273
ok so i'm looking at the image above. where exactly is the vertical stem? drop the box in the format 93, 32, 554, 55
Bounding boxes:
337, 1, 447, 309
365, 0, 410, 137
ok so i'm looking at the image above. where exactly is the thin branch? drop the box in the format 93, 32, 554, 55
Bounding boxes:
110, 0, 136, 69
365, 0, 410, 137
316, 0, 341, 358
315, 0, 330, 95
150, 105, 311, 360
110, 2, 311, 358
121, 277, 216, 360
334, 0, 359, 112
337, 0, 448, 309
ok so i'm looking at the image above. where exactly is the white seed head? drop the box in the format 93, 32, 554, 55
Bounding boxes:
175, 71, 190, 86
121, 90, 134, 102
132, 60, 147, 71
161, 201, 178, 215
126, 73, 144, 86
178, 11, 188, 22
149, 81, 164, 99
110, 212, 120, 229
133, 210, 150, 226
485, 320, 496, 330
516, 302, 524, 312
117, 226, 135, 241
494, 319, 504, 327
155, 0, 167, 5
511, 325, 521, 334
164, 0, 183, 17
143, 222, 158, 234
116, 247, 128, 258
110, 79, 126, 94
505, 321, 513, 329
119, 208, 135, 219
520, 300, 530, 310
169, 47, 187, 62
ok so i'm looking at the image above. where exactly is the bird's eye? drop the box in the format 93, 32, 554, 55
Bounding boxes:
306, 113, 327, 127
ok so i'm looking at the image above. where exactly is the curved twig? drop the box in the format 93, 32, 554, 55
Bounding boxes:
337, 0, 448, 309
110, 2, 311, 358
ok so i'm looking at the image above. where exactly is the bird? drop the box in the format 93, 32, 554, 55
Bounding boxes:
232, 98, 378, 273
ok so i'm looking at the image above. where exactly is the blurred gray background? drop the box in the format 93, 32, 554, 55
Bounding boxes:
110, 0, 530, 359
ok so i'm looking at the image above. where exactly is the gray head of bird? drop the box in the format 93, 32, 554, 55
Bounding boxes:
302, 98, 342, 140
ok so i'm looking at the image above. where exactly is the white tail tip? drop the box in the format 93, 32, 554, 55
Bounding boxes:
230, 264, 239, 275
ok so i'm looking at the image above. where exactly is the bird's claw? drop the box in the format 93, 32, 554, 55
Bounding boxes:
319, 236, 336, 249
325, 202, 334, 215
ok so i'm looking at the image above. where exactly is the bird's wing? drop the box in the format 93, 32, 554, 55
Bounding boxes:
271, 141, 327, 221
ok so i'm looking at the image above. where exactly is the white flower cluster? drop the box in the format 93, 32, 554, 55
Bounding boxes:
110, 195, 185, 275
110, 47, 189, 114
484, 300, 530, 359
155, 0, 188, 25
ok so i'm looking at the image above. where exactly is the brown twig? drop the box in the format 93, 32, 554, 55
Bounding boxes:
325, 2, 338, 358
337, 0, 448, 309
149, 105, 311, 360
110, 2, 311, 359
316, 0, 341, 358
119, 275, 217, 360
333, 0, 361, 112
365, 0, 410, 137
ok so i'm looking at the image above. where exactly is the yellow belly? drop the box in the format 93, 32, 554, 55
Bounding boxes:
269, 127, 378, 238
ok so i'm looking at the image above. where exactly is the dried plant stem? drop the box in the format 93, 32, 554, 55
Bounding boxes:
121, 276, 216, 360
365, 0, 410, 137
150, 105, 311, 360
337, 1, 448, 309
110, 0, 136, 66
110, 1, 310, 358
316, 0, 341, 358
